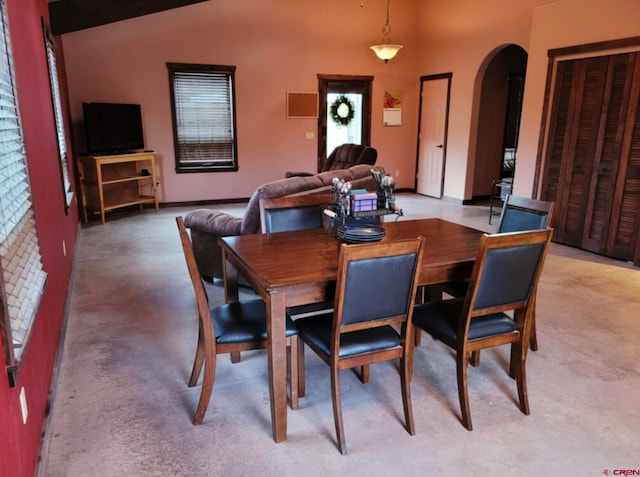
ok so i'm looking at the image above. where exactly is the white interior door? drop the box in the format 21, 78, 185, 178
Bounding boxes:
417, 78, 449, 198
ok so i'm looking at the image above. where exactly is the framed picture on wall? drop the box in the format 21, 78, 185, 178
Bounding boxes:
383, 90, 402, 126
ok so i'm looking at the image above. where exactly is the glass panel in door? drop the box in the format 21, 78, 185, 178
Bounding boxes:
326, 93, 363, 156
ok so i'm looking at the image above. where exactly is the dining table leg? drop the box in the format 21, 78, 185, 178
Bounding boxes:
267, 292, 288, 442
222, 250, 239, 303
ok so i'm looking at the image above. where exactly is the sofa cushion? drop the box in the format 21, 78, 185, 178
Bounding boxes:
240, 164, 378, 235
323, 144, 377, 171
184, 209, 242, 235
285, 144, 377, 177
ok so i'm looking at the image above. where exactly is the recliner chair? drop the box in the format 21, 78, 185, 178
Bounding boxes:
285, 143, 377, 178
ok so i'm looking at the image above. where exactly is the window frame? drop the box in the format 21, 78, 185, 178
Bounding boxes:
167, 62, 238, 173
42, 18, 74, 212
0, 0, 48, 385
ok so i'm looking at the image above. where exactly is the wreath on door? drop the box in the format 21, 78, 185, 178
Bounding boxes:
329, 95, 355, 127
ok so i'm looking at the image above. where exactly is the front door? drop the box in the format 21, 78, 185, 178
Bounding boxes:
318, 75, 373, 171
416, 75, 450, 198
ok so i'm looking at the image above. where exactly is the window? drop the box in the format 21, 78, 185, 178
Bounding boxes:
0, 0, 47, 384
167, 63, 238, 173
43, 19, 73, 211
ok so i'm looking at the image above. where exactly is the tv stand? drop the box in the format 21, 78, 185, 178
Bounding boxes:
104, 150, 136, 156
77, 152, 159, 224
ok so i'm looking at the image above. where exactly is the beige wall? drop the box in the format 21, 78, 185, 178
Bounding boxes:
415, 0, 544, 200
415, 0, 640, 200
518, 0, 640, 197
62, 0, 640, 203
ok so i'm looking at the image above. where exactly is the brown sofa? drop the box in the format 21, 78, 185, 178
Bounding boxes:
183, 164, 382, 282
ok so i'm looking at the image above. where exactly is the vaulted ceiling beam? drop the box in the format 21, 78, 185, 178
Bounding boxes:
48, 0, 210, 35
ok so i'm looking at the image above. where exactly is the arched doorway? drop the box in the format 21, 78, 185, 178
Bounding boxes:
469, 44, 528, 200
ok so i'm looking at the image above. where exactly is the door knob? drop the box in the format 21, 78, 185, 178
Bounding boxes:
436, 144, 444, 149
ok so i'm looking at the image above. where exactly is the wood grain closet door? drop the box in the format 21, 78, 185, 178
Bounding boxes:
542, 52, 640, 264
542, 56, 608, 248
607, 54, 640, 262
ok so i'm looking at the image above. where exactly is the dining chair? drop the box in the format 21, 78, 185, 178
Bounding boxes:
294, 237, 425, 454
176, 216, 302, 424
412, 228, 553, 431
259, 193, 333, 234
259, 193, 336, 397
437, 194, 555, 359
488, 178, 513, 224
497, 195, 556, 234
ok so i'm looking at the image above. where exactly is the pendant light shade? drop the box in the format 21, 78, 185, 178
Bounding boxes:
370, 44, 403, 63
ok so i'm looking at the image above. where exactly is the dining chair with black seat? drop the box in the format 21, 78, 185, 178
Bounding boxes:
437, 194, 555, 360
412, 228, 553, 431
176, 216, 302, 424
497, 195, 556, 234
294, 237, 425, 454
259, 193, 337, 398
259, 193, 333, 234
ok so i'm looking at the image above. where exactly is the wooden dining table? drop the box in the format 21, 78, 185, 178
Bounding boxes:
219, 218, 484, 443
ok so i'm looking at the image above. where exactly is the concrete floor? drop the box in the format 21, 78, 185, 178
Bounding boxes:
42, 194, 640, 476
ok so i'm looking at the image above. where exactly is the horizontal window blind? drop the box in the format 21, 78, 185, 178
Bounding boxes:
44, 27, 73, 207
0, 0, 47, 367
168, 64, 237, 172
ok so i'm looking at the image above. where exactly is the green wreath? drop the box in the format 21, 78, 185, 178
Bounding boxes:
329, 95, 355, 127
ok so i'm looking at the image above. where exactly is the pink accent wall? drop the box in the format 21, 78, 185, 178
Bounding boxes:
61, 0, 421, 203
0, 1, 78, 476
60, 0, 640, 203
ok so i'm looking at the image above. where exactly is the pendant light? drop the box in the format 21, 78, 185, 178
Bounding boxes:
369, 0, 403, 63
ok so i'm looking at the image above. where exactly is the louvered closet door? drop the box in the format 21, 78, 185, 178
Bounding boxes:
542, 52, 640, 264
608, 55, 640, 263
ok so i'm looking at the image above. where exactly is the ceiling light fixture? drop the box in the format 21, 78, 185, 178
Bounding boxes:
369, 0, 403, 63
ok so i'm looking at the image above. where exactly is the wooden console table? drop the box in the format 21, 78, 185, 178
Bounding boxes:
77, 152, 159, 224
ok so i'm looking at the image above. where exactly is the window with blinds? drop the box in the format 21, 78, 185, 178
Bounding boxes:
43, 19, 73, 210
0, 0, 47, 379
167, 63, 238, 173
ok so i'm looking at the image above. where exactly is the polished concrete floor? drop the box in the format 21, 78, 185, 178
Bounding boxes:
42, 194, 640, 476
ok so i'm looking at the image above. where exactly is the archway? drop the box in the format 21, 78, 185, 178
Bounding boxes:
468, 44, 528, 200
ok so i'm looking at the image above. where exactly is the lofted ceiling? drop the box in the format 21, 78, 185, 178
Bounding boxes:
48, 0, 210, 35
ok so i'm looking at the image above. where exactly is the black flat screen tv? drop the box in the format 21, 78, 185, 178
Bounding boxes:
83, 102, 144, 155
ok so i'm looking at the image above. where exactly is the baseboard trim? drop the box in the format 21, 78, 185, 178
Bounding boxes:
159, 197, 250, 208
34, 228, 80, 477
